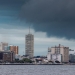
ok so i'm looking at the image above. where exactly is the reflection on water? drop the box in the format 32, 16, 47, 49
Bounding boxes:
0, 65, 75, 75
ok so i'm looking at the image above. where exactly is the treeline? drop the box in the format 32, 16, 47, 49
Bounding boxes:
15, 58, 32, 63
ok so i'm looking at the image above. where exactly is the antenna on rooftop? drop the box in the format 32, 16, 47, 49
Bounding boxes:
29, 25, 30, 34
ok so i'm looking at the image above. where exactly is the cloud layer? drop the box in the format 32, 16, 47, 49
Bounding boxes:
0, 24, 75, 55
20, 0, 75, 39
21, 0, 75, 22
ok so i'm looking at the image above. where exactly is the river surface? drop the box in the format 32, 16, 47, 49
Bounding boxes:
0, 65, 75, 75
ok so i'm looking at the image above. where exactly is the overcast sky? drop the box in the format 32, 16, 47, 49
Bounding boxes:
0, 0, 75, 56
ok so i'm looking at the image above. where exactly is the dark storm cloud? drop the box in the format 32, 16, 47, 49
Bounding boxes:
0, 0, 25, 5
20, 0, 75, 39
21, 0, 75, 22
0, 0, 29, 19
0, 0, 28, 10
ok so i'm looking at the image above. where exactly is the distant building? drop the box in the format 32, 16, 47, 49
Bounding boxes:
9, 46, 18, 55
15, 54, 21, 60
0, 52, 3, 61
47, 48, 62, 62
0, 42, 8, 51
25, 30, 34, 58
51, 54, 62, 62
69, 54, 75, 63
47, 48, 52, 61
0, 51, 15, 62
48, 44, 69, 63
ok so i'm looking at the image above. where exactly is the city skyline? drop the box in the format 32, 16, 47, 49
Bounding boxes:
0, 0, 75, 56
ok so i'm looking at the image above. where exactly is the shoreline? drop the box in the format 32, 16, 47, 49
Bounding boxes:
0, 63, 64, 65
0, 63, 75, 65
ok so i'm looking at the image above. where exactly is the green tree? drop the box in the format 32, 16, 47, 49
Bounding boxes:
23, 58, 32, 63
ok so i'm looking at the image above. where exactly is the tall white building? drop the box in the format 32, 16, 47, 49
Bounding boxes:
25, 28, 34, 58
0, 42, 8, 51
47, 48, 52, 61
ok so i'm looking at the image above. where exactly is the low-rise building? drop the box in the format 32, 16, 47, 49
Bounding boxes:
51, 54, 62, 62
0, 51, 15, 62
69, 54, 75, 63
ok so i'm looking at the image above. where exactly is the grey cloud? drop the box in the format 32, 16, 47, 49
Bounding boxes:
0, 0, 28, 10
21, 0, 75, 22
20, 0, 75, 39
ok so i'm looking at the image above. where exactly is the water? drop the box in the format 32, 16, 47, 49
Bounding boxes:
0, 65, 75, 75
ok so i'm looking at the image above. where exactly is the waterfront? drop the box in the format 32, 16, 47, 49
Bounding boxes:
0, 65, 75, 75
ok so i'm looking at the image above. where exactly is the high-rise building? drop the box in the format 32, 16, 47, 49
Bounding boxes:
9, 46, 18, 55
25, 27, 34, 58
0, 42, 8, 51
48, 44, 69, 63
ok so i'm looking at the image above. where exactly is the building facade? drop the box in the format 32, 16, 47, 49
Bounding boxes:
48, 44, 69, 62
9, 46, 18, 54
51, 54, 62, 62
47, 48, 52, 61
0, 51, 15, 62
25, 34, 34, 58
0, 42, 8, 51
69, 54, 75, 63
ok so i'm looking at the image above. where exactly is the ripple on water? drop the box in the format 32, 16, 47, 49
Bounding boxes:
0, 65, 75, 75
